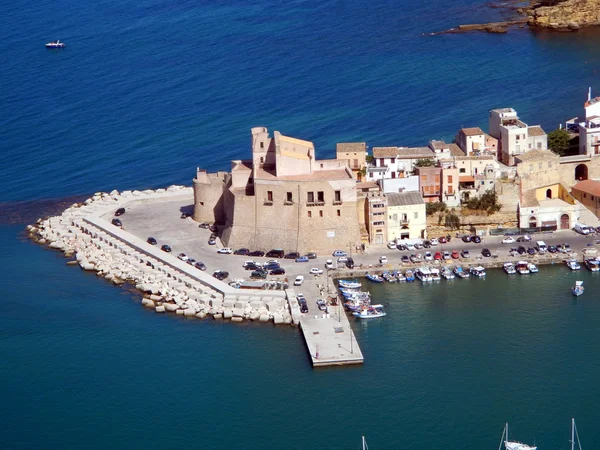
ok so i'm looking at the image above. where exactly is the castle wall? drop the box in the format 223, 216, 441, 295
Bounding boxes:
192, 171, 228, 223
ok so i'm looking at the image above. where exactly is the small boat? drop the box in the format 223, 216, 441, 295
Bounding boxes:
453, 266, 469, 278
404, 270, 415, 282
441, 267, 455, 280
584, 258, 600, 272
470, 266, 486, 277
352, 307, 387, 319
415, 267, 433, 283
516, 261, 530, 275
394, 271, 406, 282
572, 280, 584, 297
501, 423, 537, 450
528, 263, 539, 274
45, 39, 66, 48
503, 262, 516, 275
566, 259, 581, 270
382, 271, 397, 283
366, 273, 384, 283
430, 267, 441, 281
338, 279, 362, 289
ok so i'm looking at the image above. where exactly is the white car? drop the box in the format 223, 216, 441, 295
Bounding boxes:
379, 256, 388, 264
387, 241, 397, 249
217, 247, 233, 254
310, 267, 324, 275
294, 275, 304, 286
325, 259, 334, 269
502, 236, 515, 244
443, 251, 451, 260
424, 251, 433, 261
177, 252, 189, 261
430, 238, 439, 246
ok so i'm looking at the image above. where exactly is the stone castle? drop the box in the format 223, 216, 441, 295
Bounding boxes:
193, 127, 361, 253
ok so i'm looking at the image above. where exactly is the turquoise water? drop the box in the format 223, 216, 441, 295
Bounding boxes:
3, 0, 600, 447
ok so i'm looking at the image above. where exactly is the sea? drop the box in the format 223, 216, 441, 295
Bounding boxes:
2, 0, 600, 448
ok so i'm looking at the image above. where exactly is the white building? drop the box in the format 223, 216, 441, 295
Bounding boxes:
378, 176, 420, 194
455, 128, 498, 157
369, 146, 435, 181
386, 192, 427, 240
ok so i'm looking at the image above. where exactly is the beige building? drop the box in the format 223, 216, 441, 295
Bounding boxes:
365, 191, 387, 245
489, 108, 547, 165
193, 127, 361, 253
336, 142, 367, 179
571, 180, 600, 218
519, 183, 581, 230
386, 192, 426, 240
455, 127, 498, 157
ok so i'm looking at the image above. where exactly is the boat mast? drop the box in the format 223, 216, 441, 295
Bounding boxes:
498, 423, 507, 450
572, 418, 575, 450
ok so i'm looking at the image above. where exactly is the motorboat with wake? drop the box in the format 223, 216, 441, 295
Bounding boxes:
45, 39, 66, 48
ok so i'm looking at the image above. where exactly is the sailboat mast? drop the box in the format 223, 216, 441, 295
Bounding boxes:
499, 423, 507, 450
571, 418, 575, 450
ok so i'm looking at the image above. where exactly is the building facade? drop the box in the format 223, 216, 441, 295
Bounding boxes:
489, 108, 547, 165
336, 142, 367, 179
455, 127, 498, 157
386, 192, 426, 240
571, 180, 600, 218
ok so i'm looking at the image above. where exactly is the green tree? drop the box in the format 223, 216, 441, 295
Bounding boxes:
547, 128, 570, 156
414, 158, 435, 168
445, 210, 461, 230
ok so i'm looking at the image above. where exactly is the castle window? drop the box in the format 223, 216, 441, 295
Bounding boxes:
319, 210, 323, 217
267, 191, 273, 202
286, 192, 293, 202
334, 190, 341, 202
260, 142, 264, 149
337, 209, 341, 217
307, 192, 314, 203
308, 211, 312, 218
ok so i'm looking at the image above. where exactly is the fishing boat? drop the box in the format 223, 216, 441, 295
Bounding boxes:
500, 423, 537, 450
338, 279, 362, 289
366, 273, 384, 283
584, 258, 600, 272
382, 271, 397, 283
415, 267, 433, 282
528, 263, 539, 274
572, 280, 584, 297
516, 261, 530, 275
352, 306, 387, 319
404, 270, 415, 282
430, 267, 441, 281
470, 266, 486, 277
503, 262, 516, 275
441, 266, 455, 280
45, 39, 66, 48
394, 271, 406, 282
453, 266, 469, 278
566, 259, 581, 270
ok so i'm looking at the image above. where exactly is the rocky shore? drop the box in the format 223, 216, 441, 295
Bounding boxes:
27, 186, 295, 326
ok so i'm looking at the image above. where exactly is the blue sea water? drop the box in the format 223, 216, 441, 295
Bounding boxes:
3, 0, 600, 448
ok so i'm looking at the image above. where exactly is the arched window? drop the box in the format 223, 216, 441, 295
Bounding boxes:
529, 216, 537, 228
575, 164, 588, 181
546, 188, 552, 199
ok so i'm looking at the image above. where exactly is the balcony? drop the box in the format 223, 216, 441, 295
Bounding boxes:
284, 200, 294, 205
263, 200, 273, 205
307, 202, 325, 207
333, 200, 343, 205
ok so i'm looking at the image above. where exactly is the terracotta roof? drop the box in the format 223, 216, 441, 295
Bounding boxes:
448, 143, 466, 157
528, 125, 546, 137
521, 189, 539, 207
386, 192, 425, 206
515, 150, 557, 162
460, 127, 485, 137
372, 147, 398, 158
455, 155, 494, 161
572, 180, 600, 196
336, 142, 366, 153
397, 147, 435, 159
356, 181, 379, 190
430, 140, 448, 150
459, 176, 475, 183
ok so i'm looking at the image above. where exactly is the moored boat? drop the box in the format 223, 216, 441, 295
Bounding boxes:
45, 39, 65, 48
366, 273, 384, 283
394, 271, 406, 282
501, 423, 537, 450
516, 261, 530, 275
528, 263, 539, 273
338, 279, 362, 289
430, 267, 441, 281
415, 267, 433, 283
382, 271, 397, 282
404, 270, 415, 282
352, 307, 387, 319
584, 258, 600, 272
453, 266, 469, 278
566, 259, 581, 270
503, 262, 516, 274
572, 280, 584, 296
441, 266, 455, 280
469, 266, 486, 277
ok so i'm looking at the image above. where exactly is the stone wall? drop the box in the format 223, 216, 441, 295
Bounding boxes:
192, 171, 228, 223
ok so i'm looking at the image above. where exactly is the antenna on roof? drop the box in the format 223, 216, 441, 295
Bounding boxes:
588, 87, 592, 102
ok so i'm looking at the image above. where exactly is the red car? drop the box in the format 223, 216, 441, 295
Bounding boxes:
434, 251, 442, 260
451, 250, 460, 259
438, 236, 447, 244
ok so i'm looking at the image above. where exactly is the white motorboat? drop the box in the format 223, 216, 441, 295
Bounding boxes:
45, 39, 65, 48
395, 271, 406, 282
584, 258, 600, 272
352, 307, 387, 319
415, 267, 433, 283
501, 423, 537, 450
528, 263, 539, 273
441, 267, 455, 280
469, 266, 486, 277
338, 279, 362, 289
453, 266, 469, 278
503, 262, 516, 275
430, 267, 441, 281
572, 280, 584, 297
566, 259, 581, 270
516, 261, 530, 275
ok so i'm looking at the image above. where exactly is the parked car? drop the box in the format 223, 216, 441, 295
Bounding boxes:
325, 260, 334, 269
438, 236, 447, 244
310, 267, 324, 275
414, 243, 424, 250
177, 252, 189, 261
198, 222, 211, 229
217, 248, 233, 254
337, 256, 348, 264
401, 255, 410, 263
397, 244, 407, 251
563, 243, 571, 253
146, 237, 157, 245
266, 249, 285, 258
244, 262, 261, 271
111, 218, 122, 227
434, 252, 442, 260
270, 268, 286, 275
424, 251, 433, 261
379, 256, 388, 264
234, 248, 250, 255
300, 303, 308, 313
517, 235, 532, 242
346, 257, 355, 269
306, 252, 318, 259
161, 244, 172, 253
502, 236, 516, 244
517, 246, 527, 255
460, 250, 470, 258
472, 236, 482, 244
332, 250, 347, 257
186, 258, 196, 266
430, 238, 439, 246
296, 293, 306, 303
114, 207, 125, 216
248, 250, 265, 257
208, 238, 217, 245
410, 254, 421, 263
481, 248, 491, 257
548, 245, 558, 253
295, 256, 309, 263
263, 262, 280, 271
451, 250, 460, 259
462, 235, 472, 243
194, 261, 207, 271
285, 252, 300, 260
422, 240, 431, 248
527, 247, 536, 255
316, 299, 327, 311
212, 270, 229, 280
251, 270, 267, 279
294, 275, 304, 286
443, 251, 451, 260
387, 241, 397, 249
